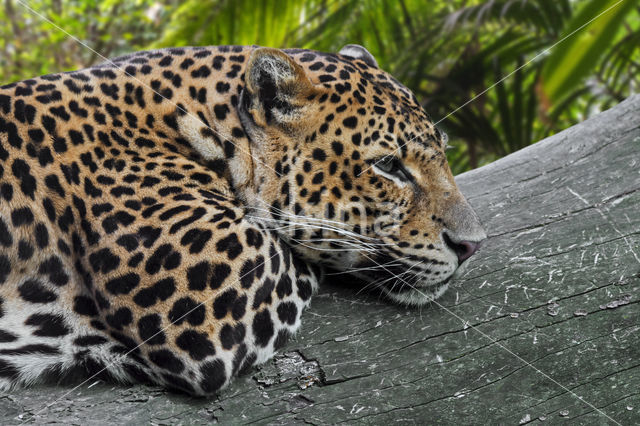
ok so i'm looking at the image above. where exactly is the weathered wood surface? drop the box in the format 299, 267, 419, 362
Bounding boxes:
4, 95, 640, 425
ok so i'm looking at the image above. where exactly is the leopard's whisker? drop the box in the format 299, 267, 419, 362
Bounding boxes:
246, 205, 381, 242
341, 255, 413, 274
246, 205, 356, 229
352, 257, 416, 295
326, 261, 409, 275
247, 214, 380, 246
358, 252, 428, 296
288, 238, 393, 248
288, 239, 378, 253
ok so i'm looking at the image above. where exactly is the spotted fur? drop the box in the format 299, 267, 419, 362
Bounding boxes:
0, 45, 484, 395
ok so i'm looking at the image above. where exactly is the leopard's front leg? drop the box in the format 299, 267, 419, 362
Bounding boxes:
77, 168, 319, 395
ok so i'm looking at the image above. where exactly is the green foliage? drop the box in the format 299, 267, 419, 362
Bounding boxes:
540, 0, 638, 107
154, 0, 320, 48
1, 0, 639, 175
0, 0, 164, 83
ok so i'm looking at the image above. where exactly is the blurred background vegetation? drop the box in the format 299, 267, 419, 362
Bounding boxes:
1, 0, 638, 174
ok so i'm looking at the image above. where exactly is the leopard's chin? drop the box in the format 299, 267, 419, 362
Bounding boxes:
348, 268, 454, 306
383, 281, 450, 306
381, 273, 453, 306
383, 259, 475, 305
347, 255, 459, 306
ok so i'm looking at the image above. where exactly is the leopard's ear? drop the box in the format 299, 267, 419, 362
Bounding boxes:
338, 44, 378, 68
241, 48, 315, 128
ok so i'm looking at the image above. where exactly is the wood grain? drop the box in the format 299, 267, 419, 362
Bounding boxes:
6, 95, 639, 425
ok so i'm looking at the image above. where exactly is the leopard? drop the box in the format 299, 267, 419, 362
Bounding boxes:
0, 44, 486, 396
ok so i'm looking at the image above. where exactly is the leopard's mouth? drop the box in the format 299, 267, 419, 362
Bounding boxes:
380, 273, 453, 294
349, 254, 455, 305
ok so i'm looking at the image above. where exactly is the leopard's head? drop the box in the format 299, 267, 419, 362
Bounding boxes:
238, 46, 486, 305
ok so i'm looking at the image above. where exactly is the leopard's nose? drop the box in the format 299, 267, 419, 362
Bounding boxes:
443, 232, 481, 263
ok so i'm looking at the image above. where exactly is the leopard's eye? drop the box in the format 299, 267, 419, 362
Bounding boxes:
375, 156, 398, 174
373, 156, 413, 182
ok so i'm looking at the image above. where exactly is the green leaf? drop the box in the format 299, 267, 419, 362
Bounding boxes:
540, 0, 638, 106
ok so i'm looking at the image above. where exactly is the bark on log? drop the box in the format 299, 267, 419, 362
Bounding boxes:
4, 95, 640, 425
